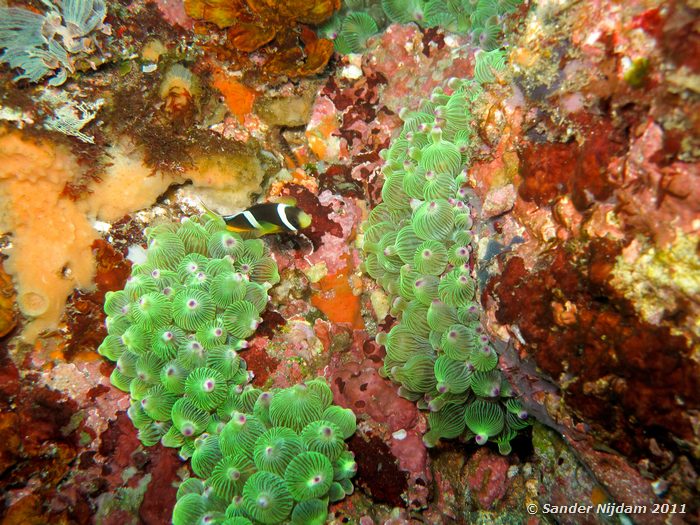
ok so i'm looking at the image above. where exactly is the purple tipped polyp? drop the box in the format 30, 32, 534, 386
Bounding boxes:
475, 434, 488, 445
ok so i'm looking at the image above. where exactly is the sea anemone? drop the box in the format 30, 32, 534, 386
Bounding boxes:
220, 412, 267, 456
269, 385, 324, 432
171, 288, 215, 332
338, 12, 378, 53
140, 384, 178, 421
223, 300, 261, 339
290, 498, 328, 525
424, 402, 468, 447
253, 427, 305, 476
171, 398, 211, 438
191, 433, 223, 478
184, 367, 228, 411
242, 471, 293, 525
284, 451, 334, 501
320, 406, 357, 439
159, 64, 201, 117
208, 454, 256, 500
464, 399, 505, 445
172, 493, 207, 525
151, 325, 186, 359
300, 421, 345, 461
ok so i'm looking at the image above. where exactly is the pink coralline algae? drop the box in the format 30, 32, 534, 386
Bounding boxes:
464, 448, 511, 510
152, 0, 194, 29
326, 327, 431, 510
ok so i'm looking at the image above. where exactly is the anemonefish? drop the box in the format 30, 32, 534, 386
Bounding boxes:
205, 202, 312, 237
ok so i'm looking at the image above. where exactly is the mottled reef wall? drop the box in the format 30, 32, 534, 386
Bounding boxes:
0, 0, 698, 524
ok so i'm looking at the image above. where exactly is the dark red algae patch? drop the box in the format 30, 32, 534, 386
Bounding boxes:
255, 309, 286, 339
61, 239, 131, 362
0, 356, 91, 524
244, 342, 281, 387
98, 412, 142, 473
283, 184, 343, 249
318, 164, 365, 199
348, 432, 408, 507
518, 116, 628, 210
138, 447, 181, 525
487, 240, 700, 458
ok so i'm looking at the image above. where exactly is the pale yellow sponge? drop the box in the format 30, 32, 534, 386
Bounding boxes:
83, 143, 178, 222
611, 233, 700, 338
0, 128, 264, 342
180, 152, 264, 213
0, 129, 97, 341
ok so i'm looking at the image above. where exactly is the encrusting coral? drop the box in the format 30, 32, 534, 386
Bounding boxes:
170, 380, 357, 525
185, 0, 339, 79
361, 50, 530, 452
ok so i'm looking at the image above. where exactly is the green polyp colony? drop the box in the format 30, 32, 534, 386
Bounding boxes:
98, 213, 358, 523
361, 62, 531, 453
98, 212, 281, 455
171, 380, 358, 525
318, 0, 524, 54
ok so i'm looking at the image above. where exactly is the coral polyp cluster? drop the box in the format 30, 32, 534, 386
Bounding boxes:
0, 0, 111, 85
362, 69, 530, 452
321, 0, 524, 54
98, 213, 280, 455
171, 380, 357, 525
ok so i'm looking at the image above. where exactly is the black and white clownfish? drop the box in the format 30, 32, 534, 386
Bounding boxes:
203, 201, 312, 237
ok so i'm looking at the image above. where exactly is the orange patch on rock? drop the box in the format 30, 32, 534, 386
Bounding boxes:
590, 486, 608, 506
306, 108, 339, 160
212, 72, 256, 122
0, 259, 17, 338
311, 269, 364, 329
269, 168, 319, 197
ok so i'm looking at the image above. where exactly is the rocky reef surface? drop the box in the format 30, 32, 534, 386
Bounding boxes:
0, 1, 698, 524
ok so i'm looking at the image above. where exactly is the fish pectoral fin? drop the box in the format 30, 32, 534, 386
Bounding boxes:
225, 224, 249, 233
199, 199, 222, 219
271, 196, 297, 207
255, 221, 282, 235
